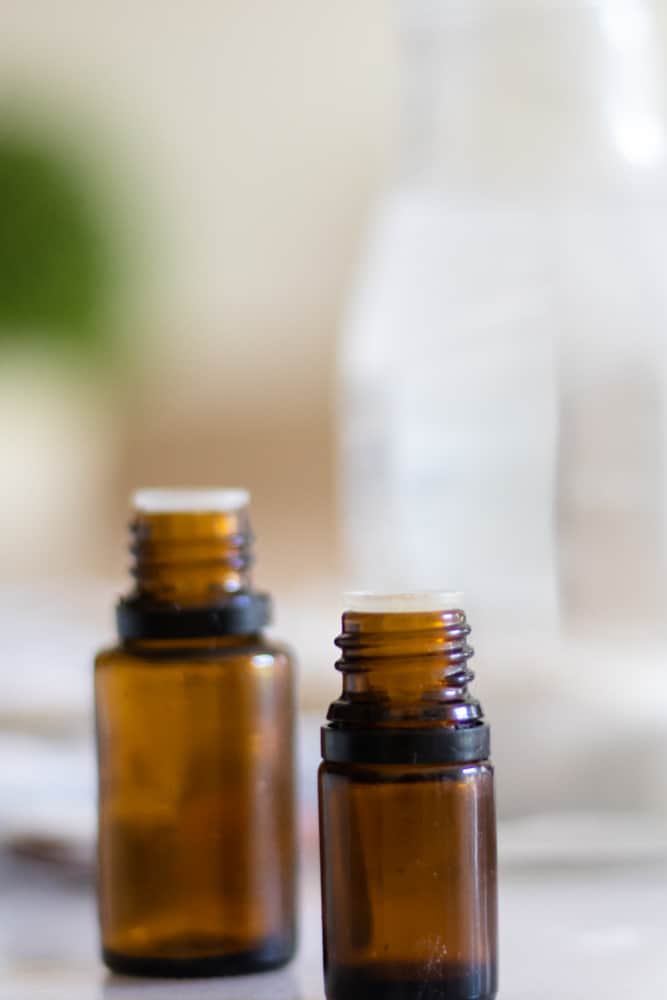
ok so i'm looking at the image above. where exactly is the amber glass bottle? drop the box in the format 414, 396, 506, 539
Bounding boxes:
319, 593, 497, 1000
95, 489, 296, 977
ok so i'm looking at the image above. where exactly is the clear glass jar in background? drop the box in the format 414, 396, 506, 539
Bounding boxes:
338, 0, 667, 819
339, 0, 667, 634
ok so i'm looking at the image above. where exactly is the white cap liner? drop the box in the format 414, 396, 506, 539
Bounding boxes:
132, 488, 250, 513
344, 591, 464, 613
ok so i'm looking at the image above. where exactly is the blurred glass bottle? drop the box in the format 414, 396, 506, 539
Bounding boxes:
340, 0, 667, 631
95, 489, 296, 977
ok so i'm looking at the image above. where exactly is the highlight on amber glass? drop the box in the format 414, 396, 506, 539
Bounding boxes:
94, 488, 297, 977
318, 593, 497, 1000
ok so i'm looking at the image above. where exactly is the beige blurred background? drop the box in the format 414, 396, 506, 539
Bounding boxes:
1, 1, 395, 707
3, 0, 667, 819
0, 4, 393, 574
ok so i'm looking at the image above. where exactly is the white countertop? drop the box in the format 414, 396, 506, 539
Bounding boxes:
1, 842, 666, 1000
1, 710, 666, 998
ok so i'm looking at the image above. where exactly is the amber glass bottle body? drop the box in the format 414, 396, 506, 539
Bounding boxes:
95, 494, 296, 976
318, 599, 497, 1000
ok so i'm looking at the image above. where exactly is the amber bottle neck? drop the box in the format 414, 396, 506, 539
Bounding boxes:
327, 609, 482, 728
128, 509, 253, 607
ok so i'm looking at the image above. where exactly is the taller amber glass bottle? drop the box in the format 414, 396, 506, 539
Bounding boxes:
319, 593, 497, 1000
95, 489, 296, 977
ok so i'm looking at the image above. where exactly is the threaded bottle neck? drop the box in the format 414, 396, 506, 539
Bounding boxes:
116, 489, 272, 640
328, 606, 482, 728
129, 507, 252, 606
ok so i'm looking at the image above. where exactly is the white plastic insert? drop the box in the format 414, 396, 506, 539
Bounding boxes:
132, 488, 250, 513
344, 591, 464, 613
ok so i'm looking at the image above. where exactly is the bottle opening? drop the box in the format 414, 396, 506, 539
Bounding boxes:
132, 487, 250, 514
343, 591, 464, 613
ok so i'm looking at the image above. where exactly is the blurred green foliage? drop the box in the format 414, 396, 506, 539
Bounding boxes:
0, 126, 114, 352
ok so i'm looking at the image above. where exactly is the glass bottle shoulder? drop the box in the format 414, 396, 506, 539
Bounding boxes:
95, 633, 294, 672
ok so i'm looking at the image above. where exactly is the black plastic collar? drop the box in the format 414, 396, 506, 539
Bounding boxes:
321, 723, 490, 765
117, 593, 271, 640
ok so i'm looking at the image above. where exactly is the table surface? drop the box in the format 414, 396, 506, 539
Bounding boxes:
1, 843, 666, 1000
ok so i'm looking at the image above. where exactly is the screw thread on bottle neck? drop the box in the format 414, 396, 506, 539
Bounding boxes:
328, 604, 482, 728
128, 492, 254, 607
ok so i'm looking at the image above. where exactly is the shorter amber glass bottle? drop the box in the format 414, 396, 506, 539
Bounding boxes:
95, 489, 296, 977
319, 593, 497, 1000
